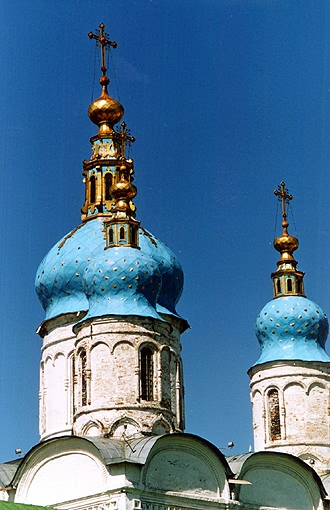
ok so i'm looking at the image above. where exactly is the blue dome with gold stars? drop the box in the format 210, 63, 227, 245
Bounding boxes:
36, 28, 187, 330
255, 296, 329, 365
253, 182, 330, 366
35, 218, 184, 323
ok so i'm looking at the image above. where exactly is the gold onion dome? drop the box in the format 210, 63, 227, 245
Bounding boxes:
273, 232, 299, 261
111, 165, 137, 200
88, 75, 124, 135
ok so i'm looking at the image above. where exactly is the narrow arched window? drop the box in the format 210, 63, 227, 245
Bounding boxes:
297, 278, 302, 294
109, 227, 114, 244
119, 226, 125, 241
161, 348, 171, 408
80, 349, 87, 406
71, 354, 76, 416
268, 388, 281, 441
90, 175, 96, 203
276, 279, 281, 294
176, 359, 184, 431
131, 226, 136, 245
104, 173, 112, 201
140, 347, 153, 401
287, 278, 292, 292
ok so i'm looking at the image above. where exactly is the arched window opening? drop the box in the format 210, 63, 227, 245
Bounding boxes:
119, 226, 125, 241
276, 279, 281, 294
176, 359, 184, 430
287, 278, 293, 292
105, 173, 112, 201
80, 349, 87, 406
161, 348, 171, 408
131, 226, 137, 245
90, 175, 96, 204
109, 227, 114, 244
71, 354, 76, 416
297, 278, 302, 294
140, 347, 154, 401
268, 388, 281, 441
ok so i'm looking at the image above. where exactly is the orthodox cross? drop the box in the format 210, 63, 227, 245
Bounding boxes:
119, 122, 135, 159
274, 181, 293, 233
88, 23, 117, 76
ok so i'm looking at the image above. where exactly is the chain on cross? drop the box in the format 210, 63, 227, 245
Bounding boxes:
88, 23, 117, 76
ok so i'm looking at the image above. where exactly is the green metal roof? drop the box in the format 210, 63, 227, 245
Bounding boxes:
0, 502, 55, 510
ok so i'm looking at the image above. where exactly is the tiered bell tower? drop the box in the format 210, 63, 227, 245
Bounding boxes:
249, 182, 330, 475
35, 23, 188, 442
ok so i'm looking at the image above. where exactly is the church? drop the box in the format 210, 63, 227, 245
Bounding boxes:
0, 22, 330, 510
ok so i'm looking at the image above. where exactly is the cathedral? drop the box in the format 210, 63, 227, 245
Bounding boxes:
1, 23, 330, 510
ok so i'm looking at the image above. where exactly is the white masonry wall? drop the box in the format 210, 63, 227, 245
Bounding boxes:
39, 313, 185, 440
39, 314, 79, 440
72, 315, 184, 437
249, 360, 330, 475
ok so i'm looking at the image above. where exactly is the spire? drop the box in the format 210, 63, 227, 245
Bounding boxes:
271, 182, 305, 298
81, 23, 139, 249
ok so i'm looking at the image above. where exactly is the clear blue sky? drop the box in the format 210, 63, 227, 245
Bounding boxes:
0, 0, 329, 462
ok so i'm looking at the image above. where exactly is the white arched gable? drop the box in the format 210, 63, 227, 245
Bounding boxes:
81, 419, 104, 436
110, 339, 135, 354
14, 437, 109, 507
283, 380, 306, 393
237, 452, 325, 510
142, 434, 230, 500
307, 381, 327, 395
251, 387, 262, 399
151, 414, 172, 434
110, 416, 141, 437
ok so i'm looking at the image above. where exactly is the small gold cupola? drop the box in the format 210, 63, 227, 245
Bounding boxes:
271, 182, 305, 298
82, 23, 139, 249
88, 74, 124, 137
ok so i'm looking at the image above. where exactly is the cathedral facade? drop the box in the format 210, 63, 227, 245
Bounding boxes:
0, 24, 330, 510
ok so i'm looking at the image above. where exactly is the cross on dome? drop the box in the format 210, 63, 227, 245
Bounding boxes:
88, 22, 117, 76
274, 181, 293, 235
271, 182, 304, 299
87, 23, 124, 136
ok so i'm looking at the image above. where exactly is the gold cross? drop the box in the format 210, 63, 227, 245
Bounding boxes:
274, 181, 293, 233
119, 122, 135, 159
88, 23, 117, 76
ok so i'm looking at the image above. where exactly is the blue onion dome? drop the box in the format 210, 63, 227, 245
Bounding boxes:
36, 24, 187, 331
253, 182, 330, 366
35, 218, 184, 324
255, 296, 330, 364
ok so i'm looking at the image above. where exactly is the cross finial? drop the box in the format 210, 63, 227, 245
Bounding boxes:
88, 23, 117, 76
274, 181, 293, 234
119, 122, 135, 159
